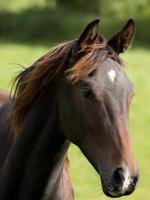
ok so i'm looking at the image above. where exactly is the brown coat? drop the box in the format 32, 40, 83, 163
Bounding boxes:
0, 89, 10, 105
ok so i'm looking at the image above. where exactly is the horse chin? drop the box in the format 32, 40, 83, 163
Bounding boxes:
101, 184, 124, 198
103, 191, 123, 198
103, 190, 135, 198
100, 182, 121, 198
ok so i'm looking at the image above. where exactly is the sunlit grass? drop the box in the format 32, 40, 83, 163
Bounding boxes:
0, 41, 149, 200
0, 41, 49, 89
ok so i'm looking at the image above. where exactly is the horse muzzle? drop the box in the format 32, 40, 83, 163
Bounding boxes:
101, 167, 139, 198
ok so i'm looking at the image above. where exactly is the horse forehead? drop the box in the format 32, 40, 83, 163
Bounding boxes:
97, 58, 122, 75
85, 58, 130, 95
94, 58, 125, 83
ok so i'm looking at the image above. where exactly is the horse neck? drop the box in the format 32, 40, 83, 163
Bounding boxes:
0, 86, 72, 200
42, 144, 74, 200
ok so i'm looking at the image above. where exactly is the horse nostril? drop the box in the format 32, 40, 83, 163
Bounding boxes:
124, 174, 140, 196
132, 173, 139, 187
112, 167, 125, 186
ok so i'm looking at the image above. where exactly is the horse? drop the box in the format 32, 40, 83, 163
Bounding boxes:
0, 19, 139, 200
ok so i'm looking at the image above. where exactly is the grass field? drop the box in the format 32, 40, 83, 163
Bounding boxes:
0, 41, 150, 200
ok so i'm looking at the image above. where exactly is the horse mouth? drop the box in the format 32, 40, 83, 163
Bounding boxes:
102, 185, 136, 198
100, 177, 137, 198
103, 189, 134, 198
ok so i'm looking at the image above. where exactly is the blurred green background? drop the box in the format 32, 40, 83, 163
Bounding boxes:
0, 0, 150, 200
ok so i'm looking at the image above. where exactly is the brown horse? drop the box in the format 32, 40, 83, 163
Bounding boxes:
0, 19, 139, 200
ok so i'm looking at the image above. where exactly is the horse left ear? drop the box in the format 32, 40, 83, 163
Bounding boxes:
77, 19, 100, 50
108, 19, 136, 54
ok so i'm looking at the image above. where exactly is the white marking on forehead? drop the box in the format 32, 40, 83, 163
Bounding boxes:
108, 70, 116, 82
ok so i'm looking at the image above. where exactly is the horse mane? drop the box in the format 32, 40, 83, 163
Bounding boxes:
11, 36, 121, 133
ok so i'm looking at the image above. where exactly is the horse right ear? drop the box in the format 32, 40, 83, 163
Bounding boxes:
108, 19, 136, 54
77, 19, 100, 50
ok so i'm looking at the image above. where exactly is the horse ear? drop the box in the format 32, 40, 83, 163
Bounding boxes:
77, 19, 100, 50
108, 19, 136, 54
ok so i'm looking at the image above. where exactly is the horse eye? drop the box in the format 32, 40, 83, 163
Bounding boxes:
81, 89, 95, 100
